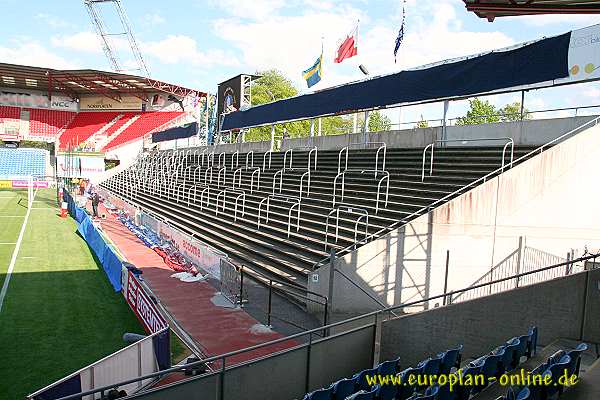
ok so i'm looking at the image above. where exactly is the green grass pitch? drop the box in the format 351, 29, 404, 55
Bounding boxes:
0, 188, 144, 399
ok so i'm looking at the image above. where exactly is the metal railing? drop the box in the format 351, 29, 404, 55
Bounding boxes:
231, 151, 239, 169
347, 142, 387, 177
272, 169, 284, 194
215, 188, 246, 222
300, 171, 311, 199
52, 252, 600, 400
246, 151, 254, 169
263, 150, 272, 171
338, 146, 348, 174
333, 169, 390, 213
217, 166, 227, 187
421, 137, 514, 182
258, 194, 301, 238
325, 205, 369, 250
314, 115, 600, 271
283, 149, 293, 171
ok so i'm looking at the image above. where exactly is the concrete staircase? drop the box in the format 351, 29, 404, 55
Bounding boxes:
102, 146, 539, 287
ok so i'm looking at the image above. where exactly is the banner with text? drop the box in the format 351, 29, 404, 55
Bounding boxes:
80, 95, 143, 111
126, 270, 168, 334
56, 155, 105, 179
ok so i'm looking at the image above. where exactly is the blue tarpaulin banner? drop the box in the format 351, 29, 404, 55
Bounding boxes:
152, 122, 197, 143
33, 374, 82, 400
77, 215, 122, 292
222, 32, 571, 130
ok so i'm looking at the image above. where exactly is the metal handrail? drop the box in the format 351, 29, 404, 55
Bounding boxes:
53, 248, 598, 400
204, 167, 214, 185
208, 152, 215, 168
348, 142, 387, 177
216, 188, 246, 222
300, 171, 311, 199
200, 187, 211, 210
232, 168, 242, 189
421, 143, 434, 182
273, 169, 284, 194
434, 137, 514, 175
231, 151, 239, 170
325, 205, 369, 250
313, 115, 600, 271
250, 167, 261, 194
217, 166, 227, 187
263, 150, 272, 171
333, 169, 390, 213
188, 184, 201, 206
258, 194, 301, 238
246, 151, 254, 169
338, 146, 348, 174
283, 149, 293, 171
218, 152, 225, 168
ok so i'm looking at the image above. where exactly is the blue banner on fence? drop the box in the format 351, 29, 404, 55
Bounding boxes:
77, 215, 122, 292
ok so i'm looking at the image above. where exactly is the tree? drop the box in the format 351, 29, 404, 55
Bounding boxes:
358, 111, 391, 132
244, 69, 353, 142
499, 101, 530, 122
455, 98, 500, 125
415, 115, 429, 128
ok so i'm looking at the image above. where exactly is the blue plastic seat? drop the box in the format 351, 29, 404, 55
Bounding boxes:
303, 386, 333, 400
438, 345, 463, 375
378, 356, 401, 376
545, 354, 571, 399
397, 368, 419, 400
353, 367, 379, 391
566, 343, 588, 377
472, 353, 503, 394
547, 350, 566, 366
346, 387, 376, 400
507, 337, 528, 370
454, 363, 481, 400
500, 340, 521, 372
435, 382, 455, 400
375, 382, 398, 400
332, 378, 356, 400
505, 386, 531, 400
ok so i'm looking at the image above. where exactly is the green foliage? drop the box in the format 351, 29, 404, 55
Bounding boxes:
499, 101, 530, 122
455, 98, 500, 125
358, 111, 392, 132
244, 69, 352, 141
456, 98, 530, 126
415, 115, 429, 128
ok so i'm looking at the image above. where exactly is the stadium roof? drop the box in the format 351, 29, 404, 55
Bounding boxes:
0, 63, 206, 102
464, 0, 600, 21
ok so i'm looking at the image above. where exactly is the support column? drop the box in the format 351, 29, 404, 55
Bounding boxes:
270, 125, 275, 151
397, 107, 402, 131
442, 100, 449, 142
364, 110, 370, 144
310, 119, 315, 137
353, 113, 358, 134
520, 90, 525, 120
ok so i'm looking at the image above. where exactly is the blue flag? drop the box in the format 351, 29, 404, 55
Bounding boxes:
303, 54, 322, 88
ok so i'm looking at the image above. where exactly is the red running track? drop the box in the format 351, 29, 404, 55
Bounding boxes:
93, 203, 297, 366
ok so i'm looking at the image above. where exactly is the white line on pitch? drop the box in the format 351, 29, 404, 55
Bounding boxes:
0, 216, 24, 218
0, 189, 36, 313
0, 243, 16, 245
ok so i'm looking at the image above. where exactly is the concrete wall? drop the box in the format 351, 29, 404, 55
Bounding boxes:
308, 118, 600, 313
169, 140, 272, 155
380, 268, 600, 366
280, 115, 598, 152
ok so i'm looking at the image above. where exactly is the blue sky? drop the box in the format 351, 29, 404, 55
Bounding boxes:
1, 0, 600, 125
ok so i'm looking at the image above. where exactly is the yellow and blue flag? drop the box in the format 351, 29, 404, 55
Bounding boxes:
303, 53, 322, 88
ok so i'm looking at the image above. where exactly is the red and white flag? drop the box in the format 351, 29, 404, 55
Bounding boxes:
334, 23, 358, 64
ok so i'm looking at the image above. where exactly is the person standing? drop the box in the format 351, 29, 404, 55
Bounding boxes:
91, 191, 100, 218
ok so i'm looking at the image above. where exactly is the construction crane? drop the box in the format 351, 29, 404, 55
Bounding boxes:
84, 0, 150, 76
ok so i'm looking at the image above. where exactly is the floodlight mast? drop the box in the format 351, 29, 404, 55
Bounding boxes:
83, 0, 150, 77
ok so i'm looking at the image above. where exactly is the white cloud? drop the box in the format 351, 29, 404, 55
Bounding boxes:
212, 0, 514, 90
143, 13, 166, 25
0, 39, 78, 69
35, 13, 72, 29
210, 0, 286, 20
142, 35, 240, 68
51, 31, 103, 54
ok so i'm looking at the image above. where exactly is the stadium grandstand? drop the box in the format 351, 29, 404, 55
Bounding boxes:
2, 1, 600, 400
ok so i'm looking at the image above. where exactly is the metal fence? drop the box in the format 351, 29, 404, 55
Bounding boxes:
51, 253, 600, 400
